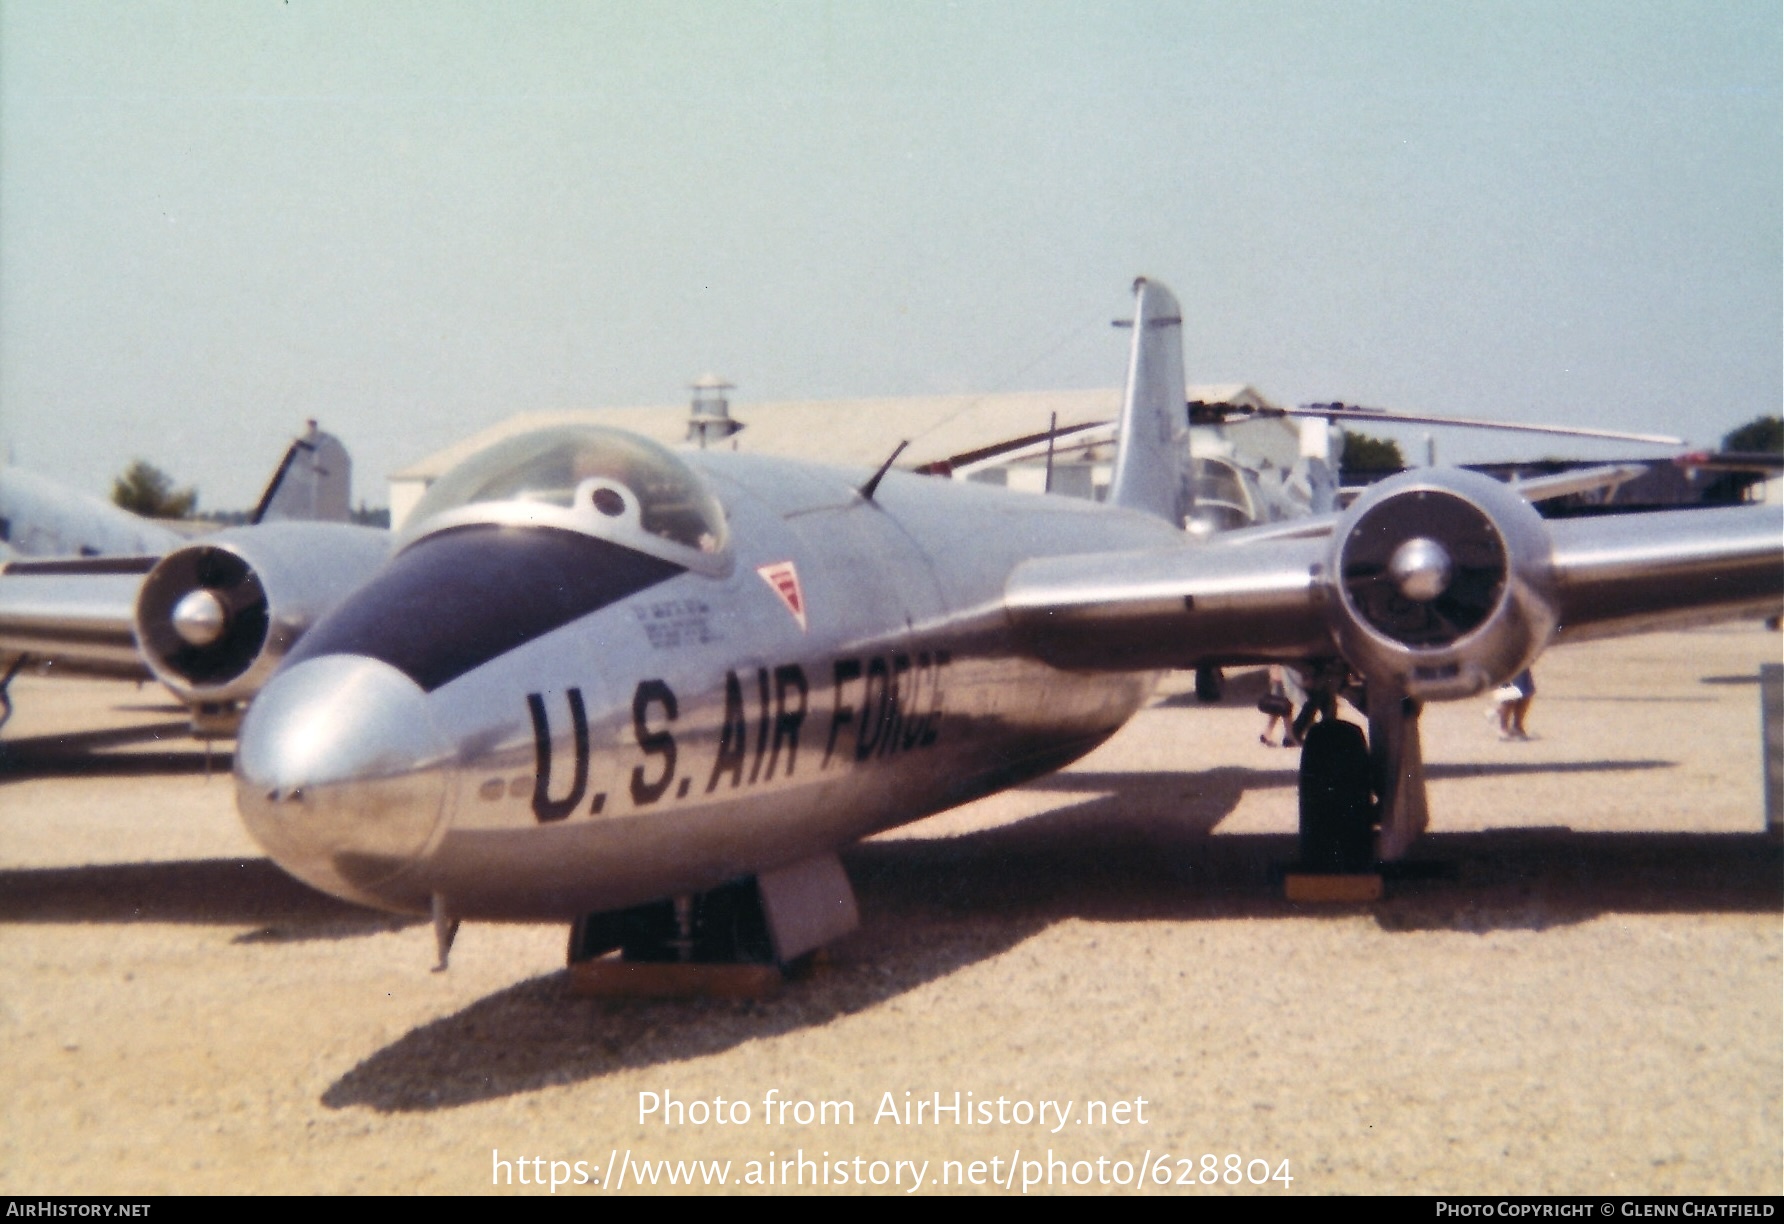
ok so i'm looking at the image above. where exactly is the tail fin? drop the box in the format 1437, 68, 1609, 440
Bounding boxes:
1107, 277, 1188, 525
250, 421, 352, 524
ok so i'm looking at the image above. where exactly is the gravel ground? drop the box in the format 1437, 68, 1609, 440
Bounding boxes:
1, 624, 1779, 1195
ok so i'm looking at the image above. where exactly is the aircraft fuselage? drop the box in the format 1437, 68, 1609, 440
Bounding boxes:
237, 445, 1178, 920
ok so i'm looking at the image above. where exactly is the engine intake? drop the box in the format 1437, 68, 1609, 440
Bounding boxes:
1323, 468, 1558, 701
135, 523, 389, 706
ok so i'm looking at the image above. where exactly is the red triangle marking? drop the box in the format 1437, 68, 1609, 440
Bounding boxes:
756, 561, 808, 631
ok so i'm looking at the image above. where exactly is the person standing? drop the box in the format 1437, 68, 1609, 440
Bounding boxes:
1493, 668, 1535, 740
1259, 665, 1295, 746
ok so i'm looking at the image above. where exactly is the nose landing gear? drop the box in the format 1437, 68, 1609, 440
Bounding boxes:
564, 854, 859, 997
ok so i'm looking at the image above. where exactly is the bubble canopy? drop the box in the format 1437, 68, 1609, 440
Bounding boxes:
401, 425, 731, 574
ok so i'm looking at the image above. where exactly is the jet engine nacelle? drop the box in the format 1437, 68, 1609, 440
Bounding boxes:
135, 523, 390, 708
1320, 467, 1559, 702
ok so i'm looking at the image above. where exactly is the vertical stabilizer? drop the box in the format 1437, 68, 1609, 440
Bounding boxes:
1107, 278, 1188, 525
251, 421, 352, 524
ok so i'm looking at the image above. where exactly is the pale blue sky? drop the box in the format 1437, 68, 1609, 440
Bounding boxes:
2, 2, 1778, 508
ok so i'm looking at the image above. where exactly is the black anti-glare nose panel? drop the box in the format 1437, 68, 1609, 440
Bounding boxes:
287, 524, 683, 691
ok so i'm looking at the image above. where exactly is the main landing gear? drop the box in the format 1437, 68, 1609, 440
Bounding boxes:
563, 854, 860, 998
1297, 720, 1375, 875
1285, 676, 1433, 902
1194, 664, 1224, 704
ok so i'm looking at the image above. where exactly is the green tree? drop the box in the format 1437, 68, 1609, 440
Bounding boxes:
1720, 415, 1782, 454
111, 460, 198, 519
1339, 429, 1405, 474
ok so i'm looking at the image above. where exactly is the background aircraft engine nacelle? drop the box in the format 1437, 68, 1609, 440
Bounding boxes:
1322, 467, 1559, 702
135, 523, 389, 705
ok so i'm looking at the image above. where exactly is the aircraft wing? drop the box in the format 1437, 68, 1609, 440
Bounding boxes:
0, 558, 156, 680
1545, 504, 1784, 642
1006, 529, 1333, 671
1007, 466, 1783, 691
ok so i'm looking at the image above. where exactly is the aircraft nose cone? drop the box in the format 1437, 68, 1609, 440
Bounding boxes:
236, 655, 452, 910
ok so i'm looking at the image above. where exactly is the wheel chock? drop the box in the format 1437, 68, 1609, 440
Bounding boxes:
1282, 872, 1383, 903
567, 958, 786, 1000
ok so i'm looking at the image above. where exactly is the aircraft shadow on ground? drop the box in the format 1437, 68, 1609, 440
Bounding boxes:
323, 759, 1780, 1113
0, 722, 230, 780
0, 858, 413, 941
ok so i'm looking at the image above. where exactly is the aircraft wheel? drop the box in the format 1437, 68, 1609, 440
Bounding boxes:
688, 878, 776, 964
567, 901, 673, 963
1297, 719, 1375, 873
1194, 664, 1224, 703
567, 881, 777, 965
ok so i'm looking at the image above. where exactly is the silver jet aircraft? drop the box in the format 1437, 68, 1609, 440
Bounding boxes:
217, 279, 1782, 972
0, 422, 386, 735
